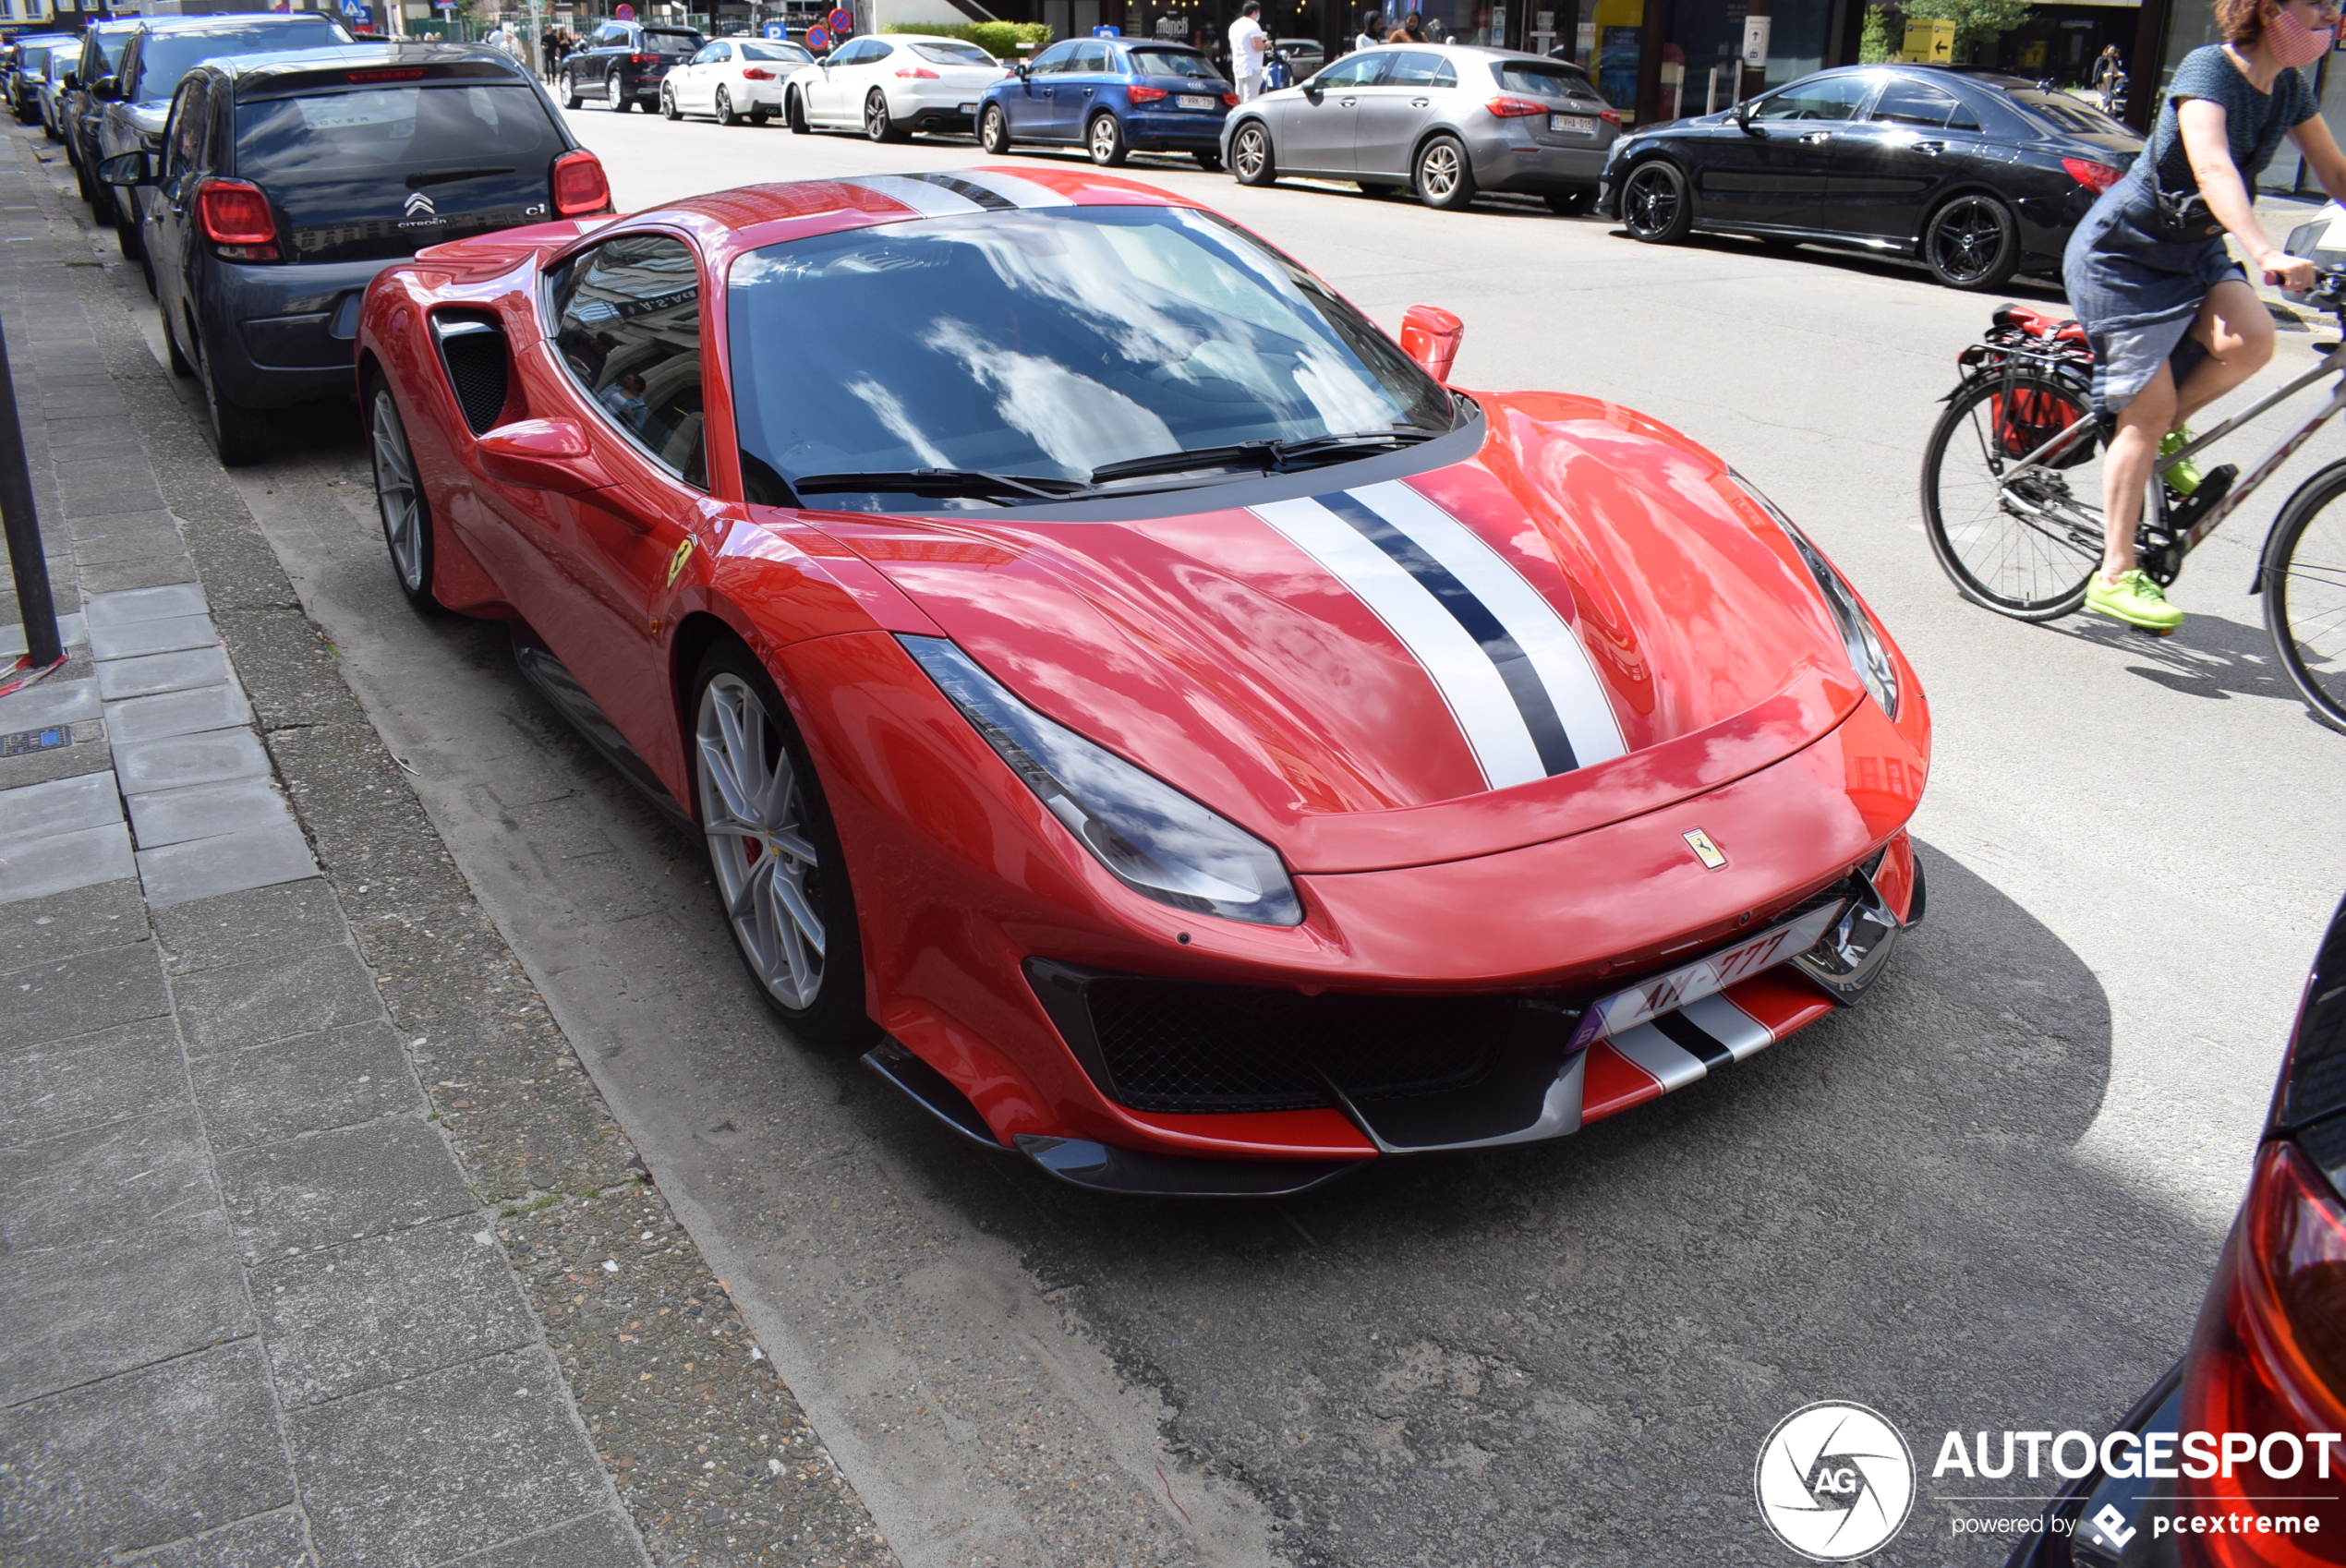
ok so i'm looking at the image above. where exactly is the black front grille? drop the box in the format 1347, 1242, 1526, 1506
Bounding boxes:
431, 312, 509, 435
1028, 960, 1553, 1116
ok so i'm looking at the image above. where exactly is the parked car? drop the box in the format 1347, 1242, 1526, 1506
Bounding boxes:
100, 42, 610, 466
1226, 43, 1619, 212
356, 164, 1927, 1196
2001, 892, 2346, 1567
37, 38, 80, 142
62, 18, 143, 211
781, 32, 1006, 140
9, 33, 78, 124
1597, 65, 2143, 290
659, 35, 810, 125
1273, 36, 1325, 77
977, 36, 1233, 168
91, 14, 353, 279
557, 18, 702, 113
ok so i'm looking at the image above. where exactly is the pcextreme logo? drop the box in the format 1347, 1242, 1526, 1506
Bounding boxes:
1755, 1402, 1918, 1562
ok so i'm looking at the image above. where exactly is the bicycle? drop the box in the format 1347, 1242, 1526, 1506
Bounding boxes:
1918, 279, 2346, 732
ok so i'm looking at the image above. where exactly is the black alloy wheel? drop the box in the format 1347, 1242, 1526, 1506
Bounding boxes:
979, 102, 1010, 153
195, 328, 266, 467
864, 90, 900, 141
786, 89, 810, 132
715, 85, 740, 126
659, 83, 680, 118
1923, 193, 2020, 291
1413, 134, 1474, 211
1620, 158, 1691, 243
1086, 111, 1127, 167
163, 310, 194, 379
1231, 120, 1275, 186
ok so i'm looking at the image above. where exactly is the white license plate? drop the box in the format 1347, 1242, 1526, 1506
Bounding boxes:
1566, 900, 1844, 1052
1550, 113, 1596, 135
958, 101, 977, 113
1178, 93, 1216, 109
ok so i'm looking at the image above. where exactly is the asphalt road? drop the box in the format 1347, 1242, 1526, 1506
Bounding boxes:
148, 103, 2346, 1566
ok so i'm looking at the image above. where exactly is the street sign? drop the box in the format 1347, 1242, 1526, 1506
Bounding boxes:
1091, 23, 1119, 35
1899, 18, 1953, 63
805, 24, 828, 49
1739, 15, 1770, 66
613, 2, 635, 18
826, 7, 851, 34
763, 20, 784, 38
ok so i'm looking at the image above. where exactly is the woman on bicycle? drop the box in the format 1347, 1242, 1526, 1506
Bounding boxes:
2062, 0, 2343, 632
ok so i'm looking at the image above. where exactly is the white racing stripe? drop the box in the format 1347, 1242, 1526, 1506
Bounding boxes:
845, 175, 984, 218
1679, 995, 1773, 1060
1348, 480, 1626, 768
1607, 1024, 1708, 1092
1252, 494, 1545, 789
951, 168, 1077, 208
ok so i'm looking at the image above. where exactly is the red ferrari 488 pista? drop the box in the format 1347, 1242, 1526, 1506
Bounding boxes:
358, 165, 1929, 1195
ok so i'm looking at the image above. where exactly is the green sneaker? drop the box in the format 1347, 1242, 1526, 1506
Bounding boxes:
2086, 569, 2184, 633
2159, 428, 2203, 497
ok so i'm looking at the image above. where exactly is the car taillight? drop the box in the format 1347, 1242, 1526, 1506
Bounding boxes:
197, 178, 277, 260
1599, 105, 1622, 125
550, 149, 611, 218
1129, 84, 1167, 103
741, 66, 775, 79
1485, 94, 1547, 117
2174, 1140, 2346, 1567
894, 65, 939, 78
2064, 156, 2122, 193
631, 52, 658, 65
1221, 90, 1239, 106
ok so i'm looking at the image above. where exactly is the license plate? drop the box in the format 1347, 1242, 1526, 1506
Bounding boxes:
1178, 93, 1216, 109
958, 101, 977, 114
1566, 900, 1844, 1052
1550, 113, 1595, 135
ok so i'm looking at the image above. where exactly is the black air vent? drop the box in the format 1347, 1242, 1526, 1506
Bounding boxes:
430, 311, 509, 436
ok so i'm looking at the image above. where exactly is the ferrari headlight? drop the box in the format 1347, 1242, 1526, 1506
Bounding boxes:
1733, 476, 1901, 720
899, 635, 1303, 926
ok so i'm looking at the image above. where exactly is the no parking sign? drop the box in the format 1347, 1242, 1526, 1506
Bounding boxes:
612, 3, 635, 18
804, 24, 828, 50
827, 7, 853, 34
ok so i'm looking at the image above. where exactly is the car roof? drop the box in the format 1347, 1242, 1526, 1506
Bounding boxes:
1347, 41, 1573, 60
201, 41, 529, 87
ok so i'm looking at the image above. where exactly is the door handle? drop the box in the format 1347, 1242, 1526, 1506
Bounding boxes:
1338, 95, 1355, 106
1410, 97, 1429, 106
1915, 139, 1944, 154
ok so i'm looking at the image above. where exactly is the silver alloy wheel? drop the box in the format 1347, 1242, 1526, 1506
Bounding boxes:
865, 90, 889, 139
696, 672, 827, 1009
1088, 112, 1119, 163
1233, 123, 1268, 180
1418, 139, 1463, 200
981, 103, 1008, 153
660, 84, 678, 118
371, 390, 425, 594
716, 85, 735, 124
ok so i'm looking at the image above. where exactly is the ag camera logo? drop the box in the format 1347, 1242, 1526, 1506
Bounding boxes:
1755, 1401, 1917, 1561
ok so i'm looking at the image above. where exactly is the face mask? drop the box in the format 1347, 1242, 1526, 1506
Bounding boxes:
2267, 6, 2334, 68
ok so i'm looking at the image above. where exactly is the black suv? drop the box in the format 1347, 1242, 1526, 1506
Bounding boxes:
101, 42, 612, 465
557, 19, 702, 112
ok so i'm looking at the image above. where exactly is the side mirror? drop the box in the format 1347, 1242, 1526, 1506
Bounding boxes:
91, 76, 118, 102
1735, 103, 1760, 134
97, 151, 153, 187
478, 418, 612, 494
1399, 304, 1463, 384
1014, 61, 1029, 78
61, 72, 77, 91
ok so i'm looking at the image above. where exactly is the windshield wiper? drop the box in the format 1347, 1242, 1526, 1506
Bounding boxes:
791, 467, 1095, 502
1088, 428, 1440, 485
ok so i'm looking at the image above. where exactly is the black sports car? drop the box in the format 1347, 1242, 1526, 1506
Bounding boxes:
1597, 65, 2142, 290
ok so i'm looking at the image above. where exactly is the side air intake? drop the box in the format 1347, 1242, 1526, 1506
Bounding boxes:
430, 311, 509, 435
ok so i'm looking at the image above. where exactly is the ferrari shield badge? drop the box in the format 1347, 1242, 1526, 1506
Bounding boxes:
665, 537, 694, 589
1683, 828, 1727, 870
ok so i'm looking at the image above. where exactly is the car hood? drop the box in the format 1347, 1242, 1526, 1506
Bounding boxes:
810, 390, 1873, 873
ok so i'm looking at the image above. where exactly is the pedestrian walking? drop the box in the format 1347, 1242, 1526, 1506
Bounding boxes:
1229, 0, 1269, 100
1354, 8, 1384, 51
541, 22, 561, 79
2061, 0, 2346, 633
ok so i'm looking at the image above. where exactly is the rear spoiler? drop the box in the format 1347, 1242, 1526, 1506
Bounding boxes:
236, 58, 524, 100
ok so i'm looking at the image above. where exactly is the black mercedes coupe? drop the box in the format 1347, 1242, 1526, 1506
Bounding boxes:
1596, 65, 2143, 290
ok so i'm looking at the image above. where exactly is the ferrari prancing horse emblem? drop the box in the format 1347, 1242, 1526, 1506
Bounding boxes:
1684, 829, 1727, 870
665, 537, 694, 588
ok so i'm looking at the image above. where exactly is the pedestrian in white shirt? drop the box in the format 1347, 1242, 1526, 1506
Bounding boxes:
1354, 9, 1384, 52
1228, 1, 1269, 100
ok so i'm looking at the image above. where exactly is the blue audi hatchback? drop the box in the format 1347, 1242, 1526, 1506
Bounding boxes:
976, 36, 1234, 169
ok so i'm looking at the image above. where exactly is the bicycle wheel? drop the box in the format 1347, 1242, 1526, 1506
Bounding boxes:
1920, 370, 2102, 621
2261, 460, 2346, 733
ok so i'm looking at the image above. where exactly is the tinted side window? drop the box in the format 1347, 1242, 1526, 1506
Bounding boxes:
550, 235, 707, 488
1751, 74, 1872, 121
1870, 77, 1977, 130
594, 25, 631, 47
163, 78, 205, 178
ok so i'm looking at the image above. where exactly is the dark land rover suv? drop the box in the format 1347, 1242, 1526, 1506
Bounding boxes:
103, 42, 612, 464
557, 19, 702, 112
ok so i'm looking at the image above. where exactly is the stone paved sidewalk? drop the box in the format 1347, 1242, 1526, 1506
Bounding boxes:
0, 109, 888, 1568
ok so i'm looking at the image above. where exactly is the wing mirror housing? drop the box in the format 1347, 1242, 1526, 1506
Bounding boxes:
90, 74, 118, 101
1400, 304, 1463, 384
61, 71, 77, 91
97, 151, 153, 187
1014, 60, 1030, 77
478, 418, 613, 493
1734, 101, 1760, 134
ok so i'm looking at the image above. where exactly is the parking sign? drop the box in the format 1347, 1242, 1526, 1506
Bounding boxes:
763, 20, 783, 38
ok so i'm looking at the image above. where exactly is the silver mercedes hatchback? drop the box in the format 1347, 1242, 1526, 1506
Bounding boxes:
1223, 43, 1619, 213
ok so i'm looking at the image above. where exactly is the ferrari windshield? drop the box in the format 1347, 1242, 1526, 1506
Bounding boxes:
726, 204, 1456, 509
